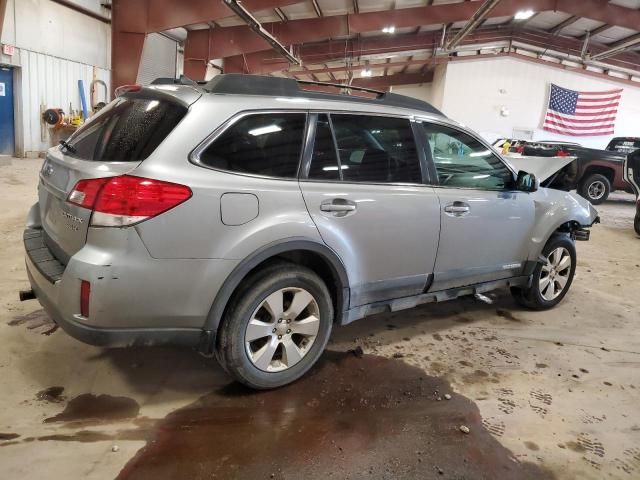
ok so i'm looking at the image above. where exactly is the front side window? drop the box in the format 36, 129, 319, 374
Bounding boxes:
420, 123, 514, 190
324, 114, 422, 184
199, 113, 306, 178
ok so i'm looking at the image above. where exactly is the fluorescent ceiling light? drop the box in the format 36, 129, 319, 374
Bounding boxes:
514, 10, 535, 20
361, 68, 372, 77
382, 26, 396, 34
249, 125, 282, 136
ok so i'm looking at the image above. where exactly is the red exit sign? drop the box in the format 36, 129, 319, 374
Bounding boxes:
2, 44, 15, 56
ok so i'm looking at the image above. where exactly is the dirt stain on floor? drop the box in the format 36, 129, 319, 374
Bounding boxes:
113, 352, 553, 480
44, 394, 140, 425
36, 386, 65, 403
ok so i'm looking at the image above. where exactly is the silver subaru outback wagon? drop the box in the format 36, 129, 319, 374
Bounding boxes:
23, 74, 598, 389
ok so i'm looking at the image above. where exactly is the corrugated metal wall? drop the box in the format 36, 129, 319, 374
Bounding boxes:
16, 48, 110, 155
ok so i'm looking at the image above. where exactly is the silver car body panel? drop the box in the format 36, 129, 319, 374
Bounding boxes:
24, 86, 598, 349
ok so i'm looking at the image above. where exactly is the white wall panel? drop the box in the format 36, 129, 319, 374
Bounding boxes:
3, 0, 110, 69
440, 57, 640, 148
391, 83, 434, 103
17, 48, 110, 155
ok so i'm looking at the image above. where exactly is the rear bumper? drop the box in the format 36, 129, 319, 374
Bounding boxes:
24, 223, 238, 348
25, 258, 202, 348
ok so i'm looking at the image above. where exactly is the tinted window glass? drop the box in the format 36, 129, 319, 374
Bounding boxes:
308, 114, 340, 180
65, 96, 187, 161
421, 123, 514, 190
200, 113, 306, 178
330, 115, 421, 184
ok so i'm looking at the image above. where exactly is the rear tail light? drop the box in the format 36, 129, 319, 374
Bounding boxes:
556, 149, 569, 157
67, 175, 192, 227
80, 280, 91, 317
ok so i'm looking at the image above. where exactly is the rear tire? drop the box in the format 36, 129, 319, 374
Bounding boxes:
216, 261, 333, 389
635, 213, 640, 236
512, 235, 576, 310
579, 173, 611, 205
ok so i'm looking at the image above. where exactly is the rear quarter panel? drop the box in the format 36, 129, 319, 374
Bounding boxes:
130, 96, 323, 261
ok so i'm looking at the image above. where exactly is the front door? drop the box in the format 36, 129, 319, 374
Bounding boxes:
299, 113, 441, 307
416, 121, 535, 291
0, 67, 15, 156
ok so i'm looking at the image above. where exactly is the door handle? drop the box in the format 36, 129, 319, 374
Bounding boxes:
444, 202, 470, 216
320, 199, 357, 214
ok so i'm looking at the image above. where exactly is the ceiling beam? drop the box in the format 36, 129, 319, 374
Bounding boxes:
203, 0, 640, 59
351, 71, 434, 89
589, 32, 640, 61
217, 26, 640, 76
445, 0, 502, 50
222, 0, 300, 65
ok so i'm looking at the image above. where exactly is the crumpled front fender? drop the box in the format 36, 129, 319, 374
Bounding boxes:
527, 188, 599, 259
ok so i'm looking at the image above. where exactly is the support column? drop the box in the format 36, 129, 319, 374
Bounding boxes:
184, 29, 210, 80
111, 0, 147, 93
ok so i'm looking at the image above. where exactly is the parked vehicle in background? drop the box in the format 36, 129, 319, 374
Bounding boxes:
493, 138, 526, 154
624, 149, 640, 235
516, 140, 630, 204
606, 137, 640, 155
22, 74, 599, 389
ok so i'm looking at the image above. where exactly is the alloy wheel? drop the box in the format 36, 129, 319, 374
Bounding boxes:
244, 287, 321, 372
539, 247, 572, 301
587, 180, 606, 201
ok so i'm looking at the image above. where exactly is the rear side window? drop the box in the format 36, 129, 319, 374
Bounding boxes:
308, 114, 421, 184
199, 113, 307, 178
64, 96, 187, 161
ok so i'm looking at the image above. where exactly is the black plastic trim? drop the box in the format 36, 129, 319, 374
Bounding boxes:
203, 238, 350, 345
24, 228, 65, 284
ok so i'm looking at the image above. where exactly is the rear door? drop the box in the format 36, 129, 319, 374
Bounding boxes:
299, 113, 441, 307
38, 94, 187, 261
416, 121, 536, 291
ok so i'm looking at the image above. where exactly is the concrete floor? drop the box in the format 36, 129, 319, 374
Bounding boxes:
1, 157, 639, 479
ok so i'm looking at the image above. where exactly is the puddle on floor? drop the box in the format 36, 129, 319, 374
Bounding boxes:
4, 352, 553, 478
115, 351, 553, 480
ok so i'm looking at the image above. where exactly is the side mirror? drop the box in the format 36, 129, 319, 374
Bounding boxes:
516, 170, 538, 192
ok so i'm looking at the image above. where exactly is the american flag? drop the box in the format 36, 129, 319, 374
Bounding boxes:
542, 84, 622, 137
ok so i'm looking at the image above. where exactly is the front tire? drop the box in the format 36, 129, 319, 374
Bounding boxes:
217, 262, 333, 389
512, 235, 576, 310
579, 173, 611, 205
635, 213, 640, 236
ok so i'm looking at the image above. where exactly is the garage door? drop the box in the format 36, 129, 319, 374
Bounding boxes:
136, 33, 178, 85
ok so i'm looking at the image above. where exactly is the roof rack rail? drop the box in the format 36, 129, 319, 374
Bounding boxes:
296, 79, 384, 95
202, 74, 444, 117
151, 75, 207, 86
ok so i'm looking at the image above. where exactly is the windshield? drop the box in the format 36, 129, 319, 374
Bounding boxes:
606, 138, 640, 155
63, 96, 187, 161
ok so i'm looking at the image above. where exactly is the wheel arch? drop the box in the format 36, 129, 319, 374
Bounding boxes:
582, 165, 615, 184
202, 238, 350, 350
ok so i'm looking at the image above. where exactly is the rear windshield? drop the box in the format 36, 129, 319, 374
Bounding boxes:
62, 96, 187, 161
606, 138, 640, 154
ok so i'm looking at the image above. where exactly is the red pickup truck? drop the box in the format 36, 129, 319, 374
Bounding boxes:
515, 138, 639, 204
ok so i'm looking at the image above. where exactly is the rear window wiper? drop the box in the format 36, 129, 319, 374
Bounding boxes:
59, 140, 77, 154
